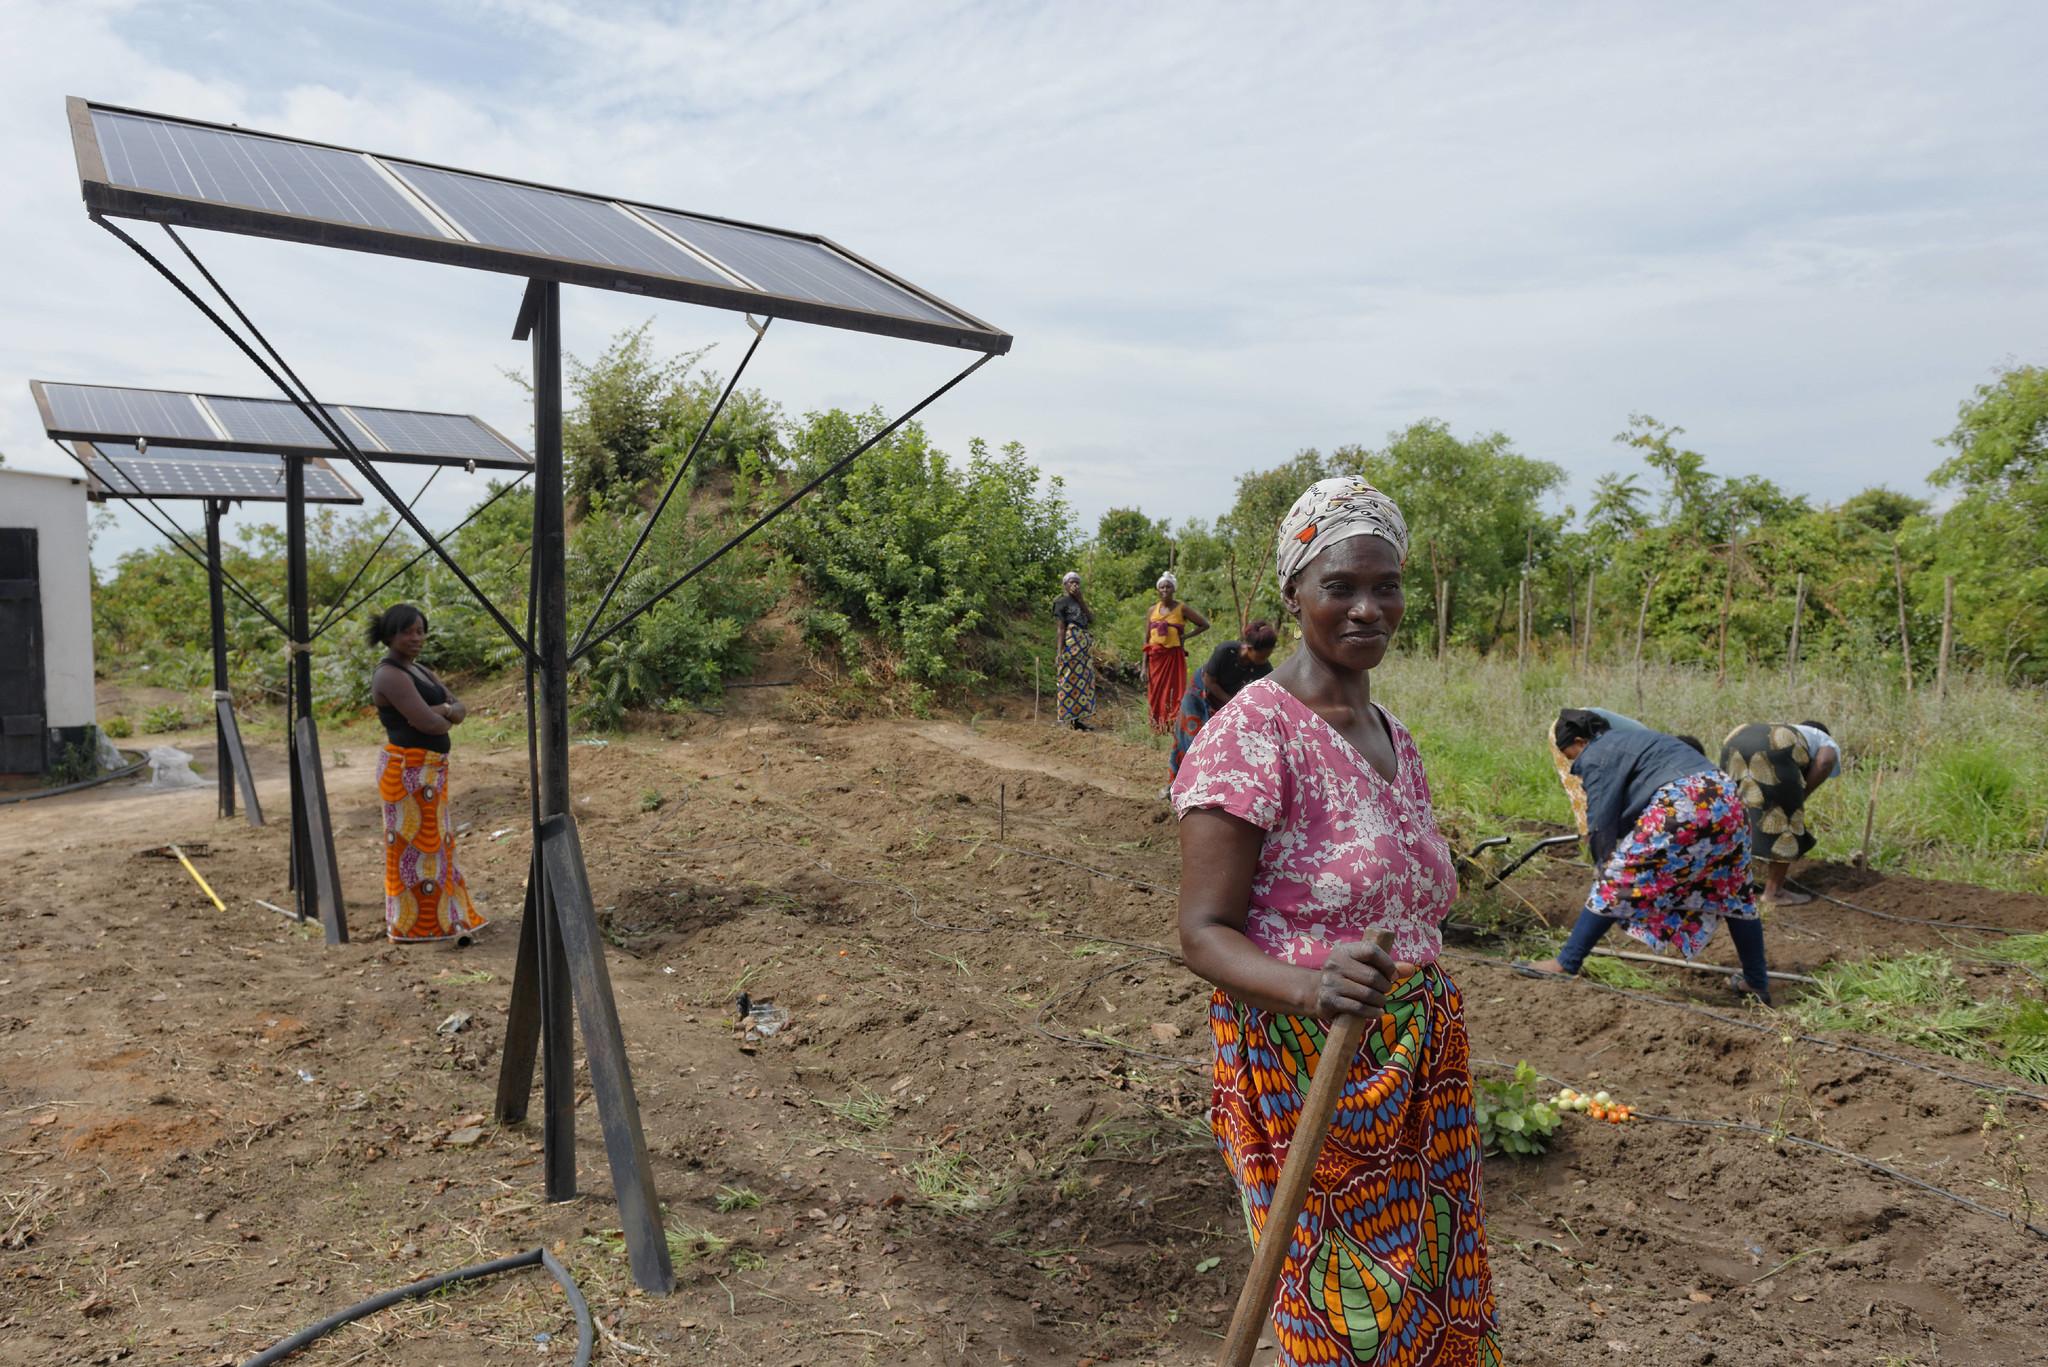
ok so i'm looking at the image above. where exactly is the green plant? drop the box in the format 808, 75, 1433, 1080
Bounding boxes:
102, 716, 133, 739
714, 1185, 762, 1212
1473, 1061, 1561, 1157
820, 1085, 891, 1132
1581, 956, 1657, 990
142, 703, 185, 733
639, 788, 665, 813
43, 728, 101, 787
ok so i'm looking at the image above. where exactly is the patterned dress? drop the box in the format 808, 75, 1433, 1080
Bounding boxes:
377, 745, 485, 942
1585, 771, 1754, 959
1718, 723, 1828, 862
1144, 601, 1188, 733
1053, 593, 1096, 727
1173, 680, 1498, 1365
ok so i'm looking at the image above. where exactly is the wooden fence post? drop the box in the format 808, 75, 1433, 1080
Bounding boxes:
1935, 574, 1955, 708
1437, 577, 1450, 668
1891, 541, 1915, 694
1633, 574, 1655, 712
1786, 572, 1805, 692
1565, 564, 1577, 664
1583, 566, 1596, 667
1856, 772, 1881, 871
1716, 542, 1736, 686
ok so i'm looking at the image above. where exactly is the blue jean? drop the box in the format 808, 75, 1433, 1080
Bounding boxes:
1557, 910, 1770, 998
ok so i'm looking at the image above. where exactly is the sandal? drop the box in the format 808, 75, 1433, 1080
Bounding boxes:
1512, 959, 1571, 981
1727, 972, 1773, 1007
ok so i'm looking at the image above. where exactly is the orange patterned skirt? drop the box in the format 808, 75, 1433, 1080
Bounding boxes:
377, 744, 485, 943
1209, 965, 1497, 1365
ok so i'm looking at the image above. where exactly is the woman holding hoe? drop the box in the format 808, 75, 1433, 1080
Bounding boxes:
1173, 477, 1498, 1366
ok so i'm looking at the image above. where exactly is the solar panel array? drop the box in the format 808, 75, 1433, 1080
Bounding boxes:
75, 100, 1008, 354
83, 442, 361, 503
33, 380, 530, 469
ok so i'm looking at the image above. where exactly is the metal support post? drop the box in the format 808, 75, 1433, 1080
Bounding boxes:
206, 500, 234, 821
286, 456, 346, 939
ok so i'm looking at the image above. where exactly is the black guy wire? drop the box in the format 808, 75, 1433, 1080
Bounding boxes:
310, 472, 532, 644
60, 438, 289, 634
58, 441, 289, 635
100, 218, 534, 660
570, 351, 993, 664
155, 220, 532, 658
1786, 876, 2021, 937
570, 316, 771, 656
309, 462, 440, 637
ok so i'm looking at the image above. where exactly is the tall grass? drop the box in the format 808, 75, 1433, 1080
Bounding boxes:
1366, 649, 2048, 893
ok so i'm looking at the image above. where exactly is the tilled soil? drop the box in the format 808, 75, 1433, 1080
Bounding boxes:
1, 696, 2044, 1366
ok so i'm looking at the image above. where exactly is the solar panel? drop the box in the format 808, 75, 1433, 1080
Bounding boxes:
206, 395, 345, 449
40, 382, 217, 442
341, 405, 526, 463
84, 443, 361, 504
91, 108, 444, 237
33, 379, 531, 470
390, 163, 728, 284
70, 98, 1010, 354
643, 210, 961, 325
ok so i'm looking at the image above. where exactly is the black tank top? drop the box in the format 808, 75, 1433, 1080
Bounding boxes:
375, 659, 452, 754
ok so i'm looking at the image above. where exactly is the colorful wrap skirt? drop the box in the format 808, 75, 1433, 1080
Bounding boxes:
1210, 966, 1498, 1366
1586, 771, 1754, 959
1056, 626, 1096, 726
377, 744, 485, 943
1144, 643, 1187, 733
1169, 669, 1214, 777
1718, 723, 1818, 863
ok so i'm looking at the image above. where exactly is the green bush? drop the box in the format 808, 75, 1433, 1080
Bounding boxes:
1474, 1062, 1561, 1157
44, 727, 102, 787
781, 411, 1073, 686
142, 703, 185, 733
102, 716, 133, 739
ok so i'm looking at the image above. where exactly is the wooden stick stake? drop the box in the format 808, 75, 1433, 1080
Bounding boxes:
1936, 574, 1954, 708
1786, 572, 1805, 692
1892, 541, 1915, 694
1218, 932, 1394, 1367
999, 783, 1006, 843
1583, 565, 1596, 667
1856, 775, 1880, 871
1033, 657, 1040, 722
1716, 542, 1736, 686
1633, 575, 1655, 713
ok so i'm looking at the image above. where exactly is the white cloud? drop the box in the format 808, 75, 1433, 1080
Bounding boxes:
1, 0, 2042, 577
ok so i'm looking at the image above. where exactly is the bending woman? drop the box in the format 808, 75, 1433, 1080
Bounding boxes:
1143, 572, 1210, 732
1719, 721, 1838, 906
1523, 709, 1769, 1001
1167, 619, 1278, 778
368, 603, 486, 944
1174, 477, 1497, 1366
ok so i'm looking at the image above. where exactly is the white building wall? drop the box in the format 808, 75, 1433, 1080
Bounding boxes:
0, 470, 97, 728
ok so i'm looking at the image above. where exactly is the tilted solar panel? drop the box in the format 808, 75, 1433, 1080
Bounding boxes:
390, 163, 729, 285
642, 210, 960, 326
91, 109, 444, 237
83, 442, 361, 504
69, 97, 1010, 354
40, 382, 218, 442
33, 379, 532, 470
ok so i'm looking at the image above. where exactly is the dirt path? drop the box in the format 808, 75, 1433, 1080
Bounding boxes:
1, 704, 2043, 1365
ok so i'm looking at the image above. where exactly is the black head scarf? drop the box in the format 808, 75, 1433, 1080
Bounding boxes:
1552, 708, 1612, 751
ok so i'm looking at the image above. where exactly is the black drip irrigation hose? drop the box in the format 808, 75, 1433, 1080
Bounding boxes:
239, 1246, 592, 1366
0, 749, 148, 805
1786, 877, 2023, 937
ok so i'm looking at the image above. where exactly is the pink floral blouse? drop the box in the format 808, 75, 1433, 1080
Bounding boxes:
1170, 678, 1457, 968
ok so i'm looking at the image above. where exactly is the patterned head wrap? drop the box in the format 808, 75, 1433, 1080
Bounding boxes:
1062, 570, 1081, 585
1156, 572, 1176, 590
1274, 476, 1409, 587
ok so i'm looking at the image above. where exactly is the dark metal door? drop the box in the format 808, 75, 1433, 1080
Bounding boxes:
0, 528, 47, 774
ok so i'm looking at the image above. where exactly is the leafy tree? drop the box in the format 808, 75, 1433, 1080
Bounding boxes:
1929, 364, 2048, 679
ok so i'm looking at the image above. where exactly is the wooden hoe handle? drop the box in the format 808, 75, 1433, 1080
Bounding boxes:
1215, 930, 1393, 1367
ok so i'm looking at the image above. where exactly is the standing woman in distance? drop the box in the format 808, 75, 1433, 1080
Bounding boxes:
1173, 478, 1497, 1366
368, 604, 486, 944
1143, 571, 1210, 733
1052, 570, 1097, 731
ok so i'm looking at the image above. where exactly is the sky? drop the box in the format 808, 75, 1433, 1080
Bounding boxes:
2, 0, 2044, 570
